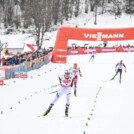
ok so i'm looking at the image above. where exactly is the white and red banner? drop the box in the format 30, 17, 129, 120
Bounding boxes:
23, 44, 38, 53
52, 27, 134, 63
67, 47, 134, 55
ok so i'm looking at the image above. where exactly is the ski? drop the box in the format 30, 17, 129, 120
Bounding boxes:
37, 114, 46, 118
103, 79, 113, 83
49, 90, 58, 94
37, 111, 50, 117
51, 84, 60, 88
65, 115, 72, 118
37, 114, 72, 118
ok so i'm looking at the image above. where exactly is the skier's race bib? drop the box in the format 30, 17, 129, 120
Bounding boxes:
63, 79, 71, 84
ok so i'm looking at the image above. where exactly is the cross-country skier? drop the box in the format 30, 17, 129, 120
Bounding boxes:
69, 63, 82, 96
111, 60, 126, 83
89, 49, 96, 62
42, 70, 75, 117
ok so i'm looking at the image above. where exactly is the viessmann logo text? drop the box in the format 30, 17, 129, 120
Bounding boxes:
84, 32, 124, 41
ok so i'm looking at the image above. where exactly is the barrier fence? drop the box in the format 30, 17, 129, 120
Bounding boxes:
0, 52, 52, 82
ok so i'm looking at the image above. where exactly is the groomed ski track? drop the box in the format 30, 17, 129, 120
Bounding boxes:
0, 53, 134, 134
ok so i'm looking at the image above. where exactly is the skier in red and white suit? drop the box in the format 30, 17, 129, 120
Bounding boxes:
69, 63, 82, 96
42, 70, 74, 117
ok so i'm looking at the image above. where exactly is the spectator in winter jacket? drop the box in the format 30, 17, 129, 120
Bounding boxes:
8, 56, 19, 65
1, 56, 6, 66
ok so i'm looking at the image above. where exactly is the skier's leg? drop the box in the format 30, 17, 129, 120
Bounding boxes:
43, 103, 54, 116
92, 56, 94, 62
92, 57, 94, 62
119, 70, 122, 83
42, 94, 59, 116
89, 57, 92, 62
65, 93, 71, 116
51, 92, 60, 104
74, 76, 78, 96
111, 70, 119, 80
43, 88, 63, 116
74, 80, 77, 89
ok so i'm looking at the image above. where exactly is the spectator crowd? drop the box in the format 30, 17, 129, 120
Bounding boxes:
0, 47, 53, 66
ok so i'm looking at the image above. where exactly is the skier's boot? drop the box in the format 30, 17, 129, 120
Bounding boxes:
111, 77, 114, 80
65, 104, 70, 117
43, 104, 53, 116
65, 107, 69, 117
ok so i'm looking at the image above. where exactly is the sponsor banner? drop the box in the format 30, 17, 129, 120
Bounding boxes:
20, 74, 28, 78
100, 48, 116, 52
67, 47, 134, 55
57, 27, 134, 41
67, 50, 79, 55
123, 47, 134, 52
83, 32, 125, 41
84, 49, 96, 54
14, 74, 19, 78
14, 72, 28, 78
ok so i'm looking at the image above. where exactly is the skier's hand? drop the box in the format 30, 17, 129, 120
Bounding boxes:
125, 70, 126, 73
80, 73, 82, 77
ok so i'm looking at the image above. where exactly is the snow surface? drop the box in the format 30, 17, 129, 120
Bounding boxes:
0, 13, 134, 134
0, 52, 134, 134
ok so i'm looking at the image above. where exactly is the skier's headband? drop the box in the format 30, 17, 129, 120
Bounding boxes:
65, 72, 70, 75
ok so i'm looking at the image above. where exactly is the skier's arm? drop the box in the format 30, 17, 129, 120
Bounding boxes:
79, 68, 82, 77
71, 78, 74, 87
58, 76, 62, 84
123, 64, 126, 72
115, 63, 118, 71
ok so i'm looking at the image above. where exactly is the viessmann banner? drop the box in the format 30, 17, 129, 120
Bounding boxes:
64, 27, 134, 41
51, 27, 134, 63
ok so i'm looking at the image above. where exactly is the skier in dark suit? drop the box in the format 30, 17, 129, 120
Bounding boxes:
111, 60, 126, 83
